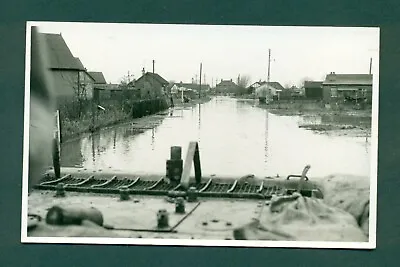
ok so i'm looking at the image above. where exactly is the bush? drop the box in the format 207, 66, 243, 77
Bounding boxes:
59, 97, 169, 140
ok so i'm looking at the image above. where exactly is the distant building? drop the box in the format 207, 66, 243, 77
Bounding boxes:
42, 33, 95, 101
322, 72, 373, 103
215, 79, 240, 95
88, 71, 107, 85
176, 83, 211, 97
93, 83, 130, 100
304, 81, 323, 100
253, 81, 285, 100
129, 72, 169, 99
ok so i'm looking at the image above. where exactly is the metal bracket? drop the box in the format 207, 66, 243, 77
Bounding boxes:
286, 174, 309, 181
180, 141, 202, 190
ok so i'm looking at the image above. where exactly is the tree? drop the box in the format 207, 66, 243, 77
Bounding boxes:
237, 75, 251, 88
284, 83, 293, 89
70, 71, 89, 119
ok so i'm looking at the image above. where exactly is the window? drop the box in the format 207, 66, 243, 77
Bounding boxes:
331, 87, 338, 97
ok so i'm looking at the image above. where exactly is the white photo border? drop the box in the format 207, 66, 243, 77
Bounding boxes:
20, 21, 379, 250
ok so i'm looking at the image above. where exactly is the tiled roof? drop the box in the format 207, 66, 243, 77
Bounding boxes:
217, 80, 237, 86
323, 74, 373, 85
129, 72, 169, 86
88, 71, 107, 84
41, 33, 85, 70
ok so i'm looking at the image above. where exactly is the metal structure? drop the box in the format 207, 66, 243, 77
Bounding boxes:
37, 142, 322, 201
29, 141, 325, 238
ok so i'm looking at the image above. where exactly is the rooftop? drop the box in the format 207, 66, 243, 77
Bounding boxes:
41, 33, 85, 71
304, 81, 323, 88
323, 73, 373, 85
88, 71, 107, 84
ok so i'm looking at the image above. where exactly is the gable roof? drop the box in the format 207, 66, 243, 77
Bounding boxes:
130, 72, 169, 86
42, 33, 85, 70
265, 82, 284, 91
216, 80, 237, 87
323, 73, 373, 86
248, 81, 262, 88
304, 81, 323, 88
88, 71, 107, 84
249, 81, 284, 90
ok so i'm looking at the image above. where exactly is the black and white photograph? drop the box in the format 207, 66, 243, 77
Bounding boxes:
22, 21, 379, 249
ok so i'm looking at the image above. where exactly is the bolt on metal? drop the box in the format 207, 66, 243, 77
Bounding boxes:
157, 209, 169, 228
175, 197, 185, 214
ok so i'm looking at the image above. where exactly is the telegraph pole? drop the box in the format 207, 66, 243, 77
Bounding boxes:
199, 63, 202, 98
152, 60, 155, 73
267, 49, 271, 101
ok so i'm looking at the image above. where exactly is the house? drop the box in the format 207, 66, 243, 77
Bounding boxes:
42, 33, 95, 101
128, 71, 169, 99
215, 79, 241, 95
304, 81, 323, 100
88, 71, 107, 85
176, 83, 211, 97
322, 72, 373, 103
93, 83, 128, 100
254, 81, 285, 100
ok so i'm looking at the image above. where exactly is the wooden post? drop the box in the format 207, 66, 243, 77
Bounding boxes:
180, 141, 202, 190
199, 63, 202, 99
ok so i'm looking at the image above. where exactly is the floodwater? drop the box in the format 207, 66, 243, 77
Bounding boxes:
61, 97, 372, 179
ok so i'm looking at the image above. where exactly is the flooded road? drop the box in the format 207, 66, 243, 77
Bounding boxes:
61, 97, 371, 179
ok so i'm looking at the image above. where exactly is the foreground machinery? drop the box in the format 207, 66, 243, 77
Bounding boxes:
27, 141, 368, 242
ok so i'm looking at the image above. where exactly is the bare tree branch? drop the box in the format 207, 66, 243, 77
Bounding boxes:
237, 75, 251, 88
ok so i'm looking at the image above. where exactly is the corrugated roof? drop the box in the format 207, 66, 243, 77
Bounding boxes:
88, 71, 107, 84
42, 33, 85, 70
323, 74, 373, 85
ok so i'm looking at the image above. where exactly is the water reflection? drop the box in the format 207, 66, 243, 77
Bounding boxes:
151, 128, 155, 151
264, 110, 269, 170
61, 97, 372, 178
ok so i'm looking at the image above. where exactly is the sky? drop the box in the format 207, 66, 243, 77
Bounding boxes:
31, 22, 380, 87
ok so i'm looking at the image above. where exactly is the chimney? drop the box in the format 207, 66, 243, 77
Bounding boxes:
152, 60, 155, 73
142, 67, 145, 75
